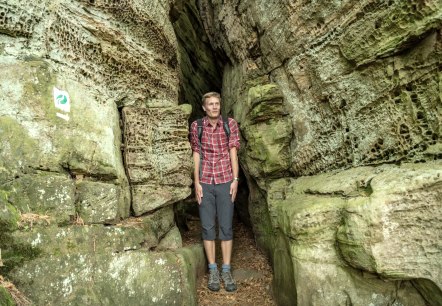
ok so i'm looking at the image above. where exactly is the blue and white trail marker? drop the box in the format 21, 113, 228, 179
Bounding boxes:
53, 87, 71, 121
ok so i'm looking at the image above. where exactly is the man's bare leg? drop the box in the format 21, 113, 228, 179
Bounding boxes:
204, 240, 216, 264
221, 240, 232, 265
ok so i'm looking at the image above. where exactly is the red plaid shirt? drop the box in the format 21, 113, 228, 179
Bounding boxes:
190, 116, 240, 184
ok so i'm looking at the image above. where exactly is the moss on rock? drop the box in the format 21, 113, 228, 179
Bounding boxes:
0, 201, 19, 233
241, 84, 292, 179
0, 286, 16, 306
9, 250, 200, 305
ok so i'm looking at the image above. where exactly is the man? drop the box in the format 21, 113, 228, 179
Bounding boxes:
189, 92, 240, 292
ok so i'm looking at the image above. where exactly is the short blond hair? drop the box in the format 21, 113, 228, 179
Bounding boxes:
202, 92, 221, 105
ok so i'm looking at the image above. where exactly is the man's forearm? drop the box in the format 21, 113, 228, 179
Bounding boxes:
193, 151, 201, 183
229, 147, 239, 179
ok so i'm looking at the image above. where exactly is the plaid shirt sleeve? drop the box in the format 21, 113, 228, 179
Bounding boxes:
190, 121, 200, 153
228, 118, 240, 150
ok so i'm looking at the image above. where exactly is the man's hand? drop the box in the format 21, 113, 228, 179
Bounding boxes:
195, 182, 203, 205
230, 180, 238, 203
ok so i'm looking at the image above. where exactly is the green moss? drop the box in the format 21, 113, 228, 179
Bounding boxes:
339, 2, 442, 65
247, 184, 275, 259
248, 84, 283, 108
243, 117, 292, 177
66, 240, 76, 250
0, 117, 42, 169
0, 201, 19, 233
0, 224, 42, 274
0, 244, 41, 274
0, 286, 16, 306
0, 237, 42, 274
5, 173, 75, 225
244, 76, 270, 88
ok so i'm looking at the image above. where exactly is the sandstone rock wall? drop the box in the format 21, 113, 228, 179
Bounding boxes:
0, 0, 202, 304
171, 0, 224, 121
199, 0, 442, 305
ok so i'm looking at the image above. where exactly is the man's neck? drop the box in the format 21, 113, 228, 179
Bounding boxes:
207, 116, 219, 127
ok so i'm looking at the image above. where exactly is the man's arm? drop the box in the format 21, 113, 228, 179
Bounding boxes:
190, 121, 203, 204
228, 118, 240, 203
193, 151, 203, 204
229, 147, 239, 202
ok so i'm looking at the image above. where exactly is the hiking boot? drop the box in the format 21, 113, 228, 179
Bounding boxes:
208, 269, 220, 291
221, 271, 237, 292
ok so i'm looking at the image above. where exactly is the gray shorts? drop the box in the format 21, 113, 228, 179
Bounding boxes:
199, 181, 234, 241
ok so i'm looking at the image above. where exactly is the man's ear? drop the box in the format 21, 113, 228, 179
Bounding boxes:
202, 105, 206, 112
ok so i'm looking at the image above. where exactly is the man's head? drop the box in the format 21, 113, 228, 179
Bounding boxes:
202, 92, 221, 119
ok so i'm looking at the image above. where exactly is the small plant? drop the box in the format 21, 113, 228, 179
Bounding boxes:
18, 213, 51, 230
72, 213, 84, 226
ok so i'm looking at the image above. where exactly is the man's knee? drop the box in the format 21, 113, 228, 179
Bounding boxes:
219, 226, 233, 240
202, 224, 216, 240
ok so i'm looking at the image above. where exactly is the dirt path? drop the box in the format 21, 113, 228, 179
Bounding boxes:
182, 217, 276, 306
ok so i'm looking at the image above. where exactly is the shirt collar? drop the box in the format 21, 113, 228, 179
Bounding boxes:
203, 116, 222, 127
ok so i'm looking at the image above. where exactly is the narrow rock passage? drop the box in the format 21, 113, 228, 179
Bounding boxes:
182, 216, 276, 305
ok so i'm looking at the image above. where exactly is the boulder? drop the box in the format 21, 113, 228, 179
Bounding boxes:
9, 248, 204, 306
266, 161, 442, 305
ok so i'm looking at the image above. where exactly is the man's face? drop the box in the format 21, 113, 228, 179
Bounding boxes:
202, 96, 221, 119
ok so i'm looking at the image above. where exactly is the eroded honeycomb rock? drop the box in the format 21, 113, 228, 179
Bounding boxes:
46, 3, 178, 105
0, 0, 179, 105
204, 0, 442, 177
0, 2, 43, 37
339, 0, 442, 65
122, 105, 192, 215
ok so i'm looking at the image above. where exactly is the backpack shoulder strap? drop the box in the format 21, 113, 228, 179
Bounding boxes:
197, 118, 204, 178
222, 115, 230, 139
197, 118, 203, 143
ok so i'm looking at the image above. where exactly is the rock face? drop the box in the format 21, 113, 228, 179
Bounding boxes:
267, 162, 441, 305
198, 0, 442, 305
0, 0, 201, 304
2, 0, 442, 305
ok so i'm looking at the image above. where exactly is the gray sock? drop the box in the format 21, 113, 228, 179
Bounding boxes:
222, 264, 231, 273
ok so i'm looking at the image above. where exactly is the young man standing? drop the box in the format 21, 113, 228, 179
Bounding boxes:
189, 92, 240, 292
